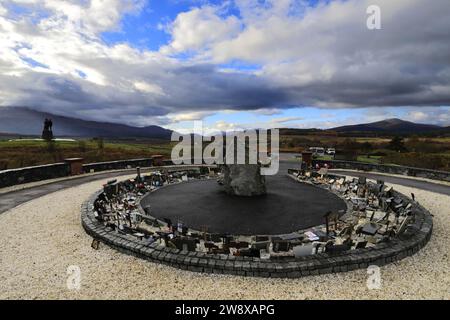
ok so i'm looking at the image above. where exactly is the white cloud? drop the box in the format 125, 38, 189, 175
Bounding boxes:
0, 0, 449, 127
253, 108, 284, 116
408, 111, 428, 122
167, 111, 216, 122
270, 116, 304, 124
134, 81, 165, 95
405, 108, 450, 126
214, 120, 240, 132
0, 3, 7, 16
161, 5, 241, 55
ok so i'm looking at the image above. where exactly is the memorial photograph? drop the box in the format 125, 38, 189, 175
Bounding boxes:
0, 0, 449, 308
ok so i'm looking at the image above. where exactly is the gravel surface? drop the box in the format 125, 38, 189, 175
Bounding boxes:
0, 175, 448, 300
141, 177, 347, 235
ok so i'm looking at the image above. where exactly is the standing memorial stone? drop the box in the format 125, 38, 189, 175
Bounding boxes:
222, 164, 266, 197
219, 137, 266, 197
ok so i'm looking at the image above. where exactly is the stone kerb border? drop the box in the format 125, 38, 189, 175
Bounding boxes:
81, 169, 433, 278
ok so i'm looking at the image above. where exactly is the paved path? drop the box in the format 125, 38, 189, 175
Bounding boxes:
1, 163, 449, 215
0, 171, 134, 214
279, 156, 450, 196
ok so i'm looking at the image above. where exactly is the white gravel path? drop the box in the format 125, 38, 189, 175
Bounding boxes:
0, 175, 448, 300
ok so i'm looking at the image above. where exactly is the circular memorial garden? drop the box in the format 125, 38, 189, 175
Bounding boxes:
81, 165, 433, 278
140, 175, 348, 235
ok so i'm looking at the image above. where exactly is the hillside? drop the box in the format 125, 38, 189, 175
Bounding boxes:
0, 107, 173, 139
330, 118, 443, 134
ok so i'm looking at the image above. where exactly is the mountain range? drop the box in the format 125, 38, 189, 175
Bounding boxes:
0, 107, 448, 138
0, 107, 173, 140
330, 118, 445, 134
281, 118, 449, 136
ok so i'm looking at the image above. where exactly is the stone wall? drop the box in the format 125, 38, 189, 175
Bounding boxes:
313, 160, 450, 182
0, 163, 70, 188
0, 158, 156, 189
82, 158, 153, 173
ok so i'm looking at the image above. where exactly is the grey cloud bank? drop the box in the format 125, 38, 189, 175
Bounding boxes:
0, 0, 449, 127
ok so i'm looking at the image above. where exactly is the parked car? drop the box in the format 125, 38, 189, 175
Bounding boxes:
326, 148, 336, 155
309, 147, 325, 157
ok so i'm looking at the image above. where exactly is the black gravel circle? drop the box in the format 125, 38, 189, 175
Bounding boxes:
140, 175, 347, 235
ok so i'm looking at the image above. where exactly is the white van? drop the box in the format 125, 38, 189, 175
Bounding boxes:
309, 147, 325, 157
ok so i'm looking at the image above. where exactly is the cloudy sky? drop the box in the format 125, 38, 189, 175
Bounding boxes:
0, 0, 449, 133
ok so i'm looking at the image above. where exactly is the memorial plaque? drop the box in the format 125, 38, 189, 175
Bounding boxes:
293, 245, 314, 258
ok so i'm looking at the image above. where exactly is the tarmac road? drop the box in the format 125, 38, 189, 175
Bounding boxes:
1, 161, 449, 215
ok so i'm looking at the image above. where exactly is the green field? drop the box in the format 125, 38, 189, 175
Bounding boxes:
357, 155, 382, 164
1, 134, 449, 172
280, 134, 450, 171
315, 155, 382, 164
0, 138, 173, 170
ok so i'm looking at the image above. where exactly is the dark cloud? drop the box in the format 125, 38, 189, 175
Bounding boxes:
0, 0, 449, 127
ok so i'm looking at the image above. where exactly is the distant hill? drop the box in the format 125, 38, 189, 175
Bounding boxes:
0, 107, 173, 140
279, 128, 324, 135
330, 118, 443, 134
1, 108, 447, 139
278, 118, 450, 137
